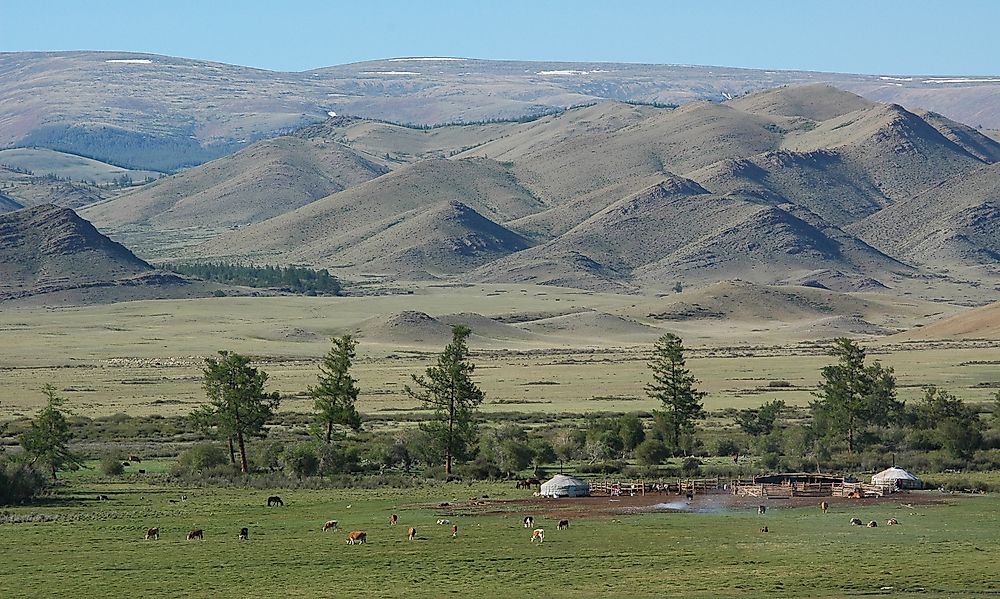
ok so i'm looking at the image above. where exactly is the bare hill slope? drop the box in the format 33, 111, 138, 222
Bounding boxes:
0, 205, 208, 302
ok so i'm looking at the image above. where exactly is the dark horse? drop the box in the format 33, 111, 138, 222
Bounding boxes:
267, 495, 284, 507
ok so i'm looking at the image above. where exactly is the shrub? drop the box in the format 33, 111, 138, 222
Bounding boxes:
712, 437, 742, 457
635, 439, 669, 466
172, 442, 230, 476
680, 457, 702, 476
0, 457, 49, 505
283, 442, 320, 479
99, 454, 125, 476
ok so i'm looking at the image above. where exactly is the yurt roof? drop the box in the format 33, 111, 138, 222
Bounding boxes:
541, 474, 589, 487
873, 467, 920, 480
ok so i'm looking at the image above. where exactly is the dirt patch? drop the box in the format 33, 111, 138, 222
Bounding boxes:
434, 491, 953, 521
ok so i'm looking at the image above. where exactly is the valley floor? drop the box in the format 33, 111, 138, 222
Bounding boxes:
1, 476, 996, 598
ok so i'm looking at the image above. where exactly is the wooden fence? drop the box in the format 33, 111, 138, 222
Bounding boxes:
731, 480, 897, 498
589, 477, 723, 497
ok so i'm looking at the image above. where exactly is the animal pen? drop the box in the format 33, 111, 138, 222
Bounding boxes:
589, 477, 723, 497
729, 473, 899, 498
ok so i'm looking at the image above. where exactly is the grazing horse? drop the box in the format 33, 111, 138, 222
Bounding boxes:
523, 516, 534, 529
323, 520, 339, 532
144, 527, 159, 540
239, 527, 249, 541
408, 527, 416, 541
820, 501, 829, 514
267, 495, 284, 507
389, 514, 398, 526
452, 525, 458, 538
557, 519, 569, 530
530, 528, 545, 543
886, 518, 899, 526
849, 518, 863, 526
187, 529, 204, 540
347, 531, 366, 545
758, 505, 767, 515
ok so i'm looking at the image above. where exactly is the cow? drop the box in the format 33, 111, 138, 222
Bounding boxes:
138, 469, 146, 474
323, 520, 339, 532
187, 529, 204, 540
686, 490, 694, 501
267, 496, 284, 507
530, 528, 545, 543
760, 526, 769, 533
239, 527, 249, 541
347, 531, 366, 545
129, 455, 141, 463
886, 518, 899, 526
452, 525, 458, 538
867, 520, 878, 528
758, 505, 767, 515
389, 513, 398, 526
849, 518, 863, 526
436, 519, 451, 525
557, 519, 570, 530
144, 527, 159, 540
820, 501, 829, 514
408, 527, 416, 541
97, 495, 111, 501
523, 516, 534, 529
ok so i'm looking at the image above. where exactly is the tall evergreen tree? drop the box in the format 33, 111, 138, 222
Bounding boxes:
19, 385, 82, 480
405, 325, 484, 474
197, 351, 281, 473
310, 335, 362, 444
811, 338, 899, 453
646, 333, 705, 452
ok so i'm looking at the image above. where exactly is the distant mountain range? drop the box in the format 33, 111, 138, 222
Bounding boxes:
70, 84, 1000, 300
2, 51, 999, 172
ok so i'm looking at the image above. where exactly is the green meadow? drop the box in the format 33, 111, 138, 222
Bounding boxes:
1, 468, 997, 599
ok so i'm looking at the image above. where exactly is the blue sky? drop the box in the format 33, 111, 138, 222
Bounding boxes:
3, 0, 997, 75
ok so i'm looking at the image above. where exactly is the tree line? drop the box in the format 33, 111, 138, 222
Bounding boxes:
160, 262, 342, 296
4, 333, 999, 504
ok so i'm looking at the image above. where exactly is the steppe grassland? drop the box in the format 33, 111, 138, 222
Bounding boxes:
0, 470, 996, 599
0, 287, 996, 419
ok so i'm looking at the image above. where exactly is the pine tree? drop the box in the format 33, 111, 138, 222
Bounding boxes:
811, 338, 899, 453
645, 334, 705, 452
197, 351, 281, 473
310, 335, 362, 444
19, 385, 82, 480
405, 325, 484, 474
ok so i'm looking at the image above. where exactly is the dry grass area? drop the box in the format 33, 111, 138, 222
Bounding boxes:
1, 286, 996, 420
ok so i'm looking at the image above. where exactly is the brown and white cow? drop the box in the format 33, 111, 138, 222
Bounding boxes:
530, 528, 544, 543
144, 527, 159, 540
408, 527, 416, 541
820, 501, 829, 514
323, 520, 339, 532
347, 531, 367, 545
187, 528, 204, 540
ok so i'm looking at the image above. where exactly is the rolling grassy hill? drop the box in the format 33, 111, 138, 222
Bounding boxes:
3, 51, 1000, 172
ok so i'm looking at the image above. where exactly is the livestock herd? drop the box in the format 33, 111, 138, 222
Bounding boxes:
138, 494, 907, 545
139, 496, 572, 545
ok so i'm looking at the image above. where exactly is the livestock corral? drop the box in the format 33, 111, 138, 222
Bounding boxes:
0, 468, 997, 598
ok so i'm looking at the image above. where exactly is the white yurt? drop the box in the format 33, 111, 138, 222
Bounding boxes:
539, 474, 591, 498
872, 467, 923, 490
